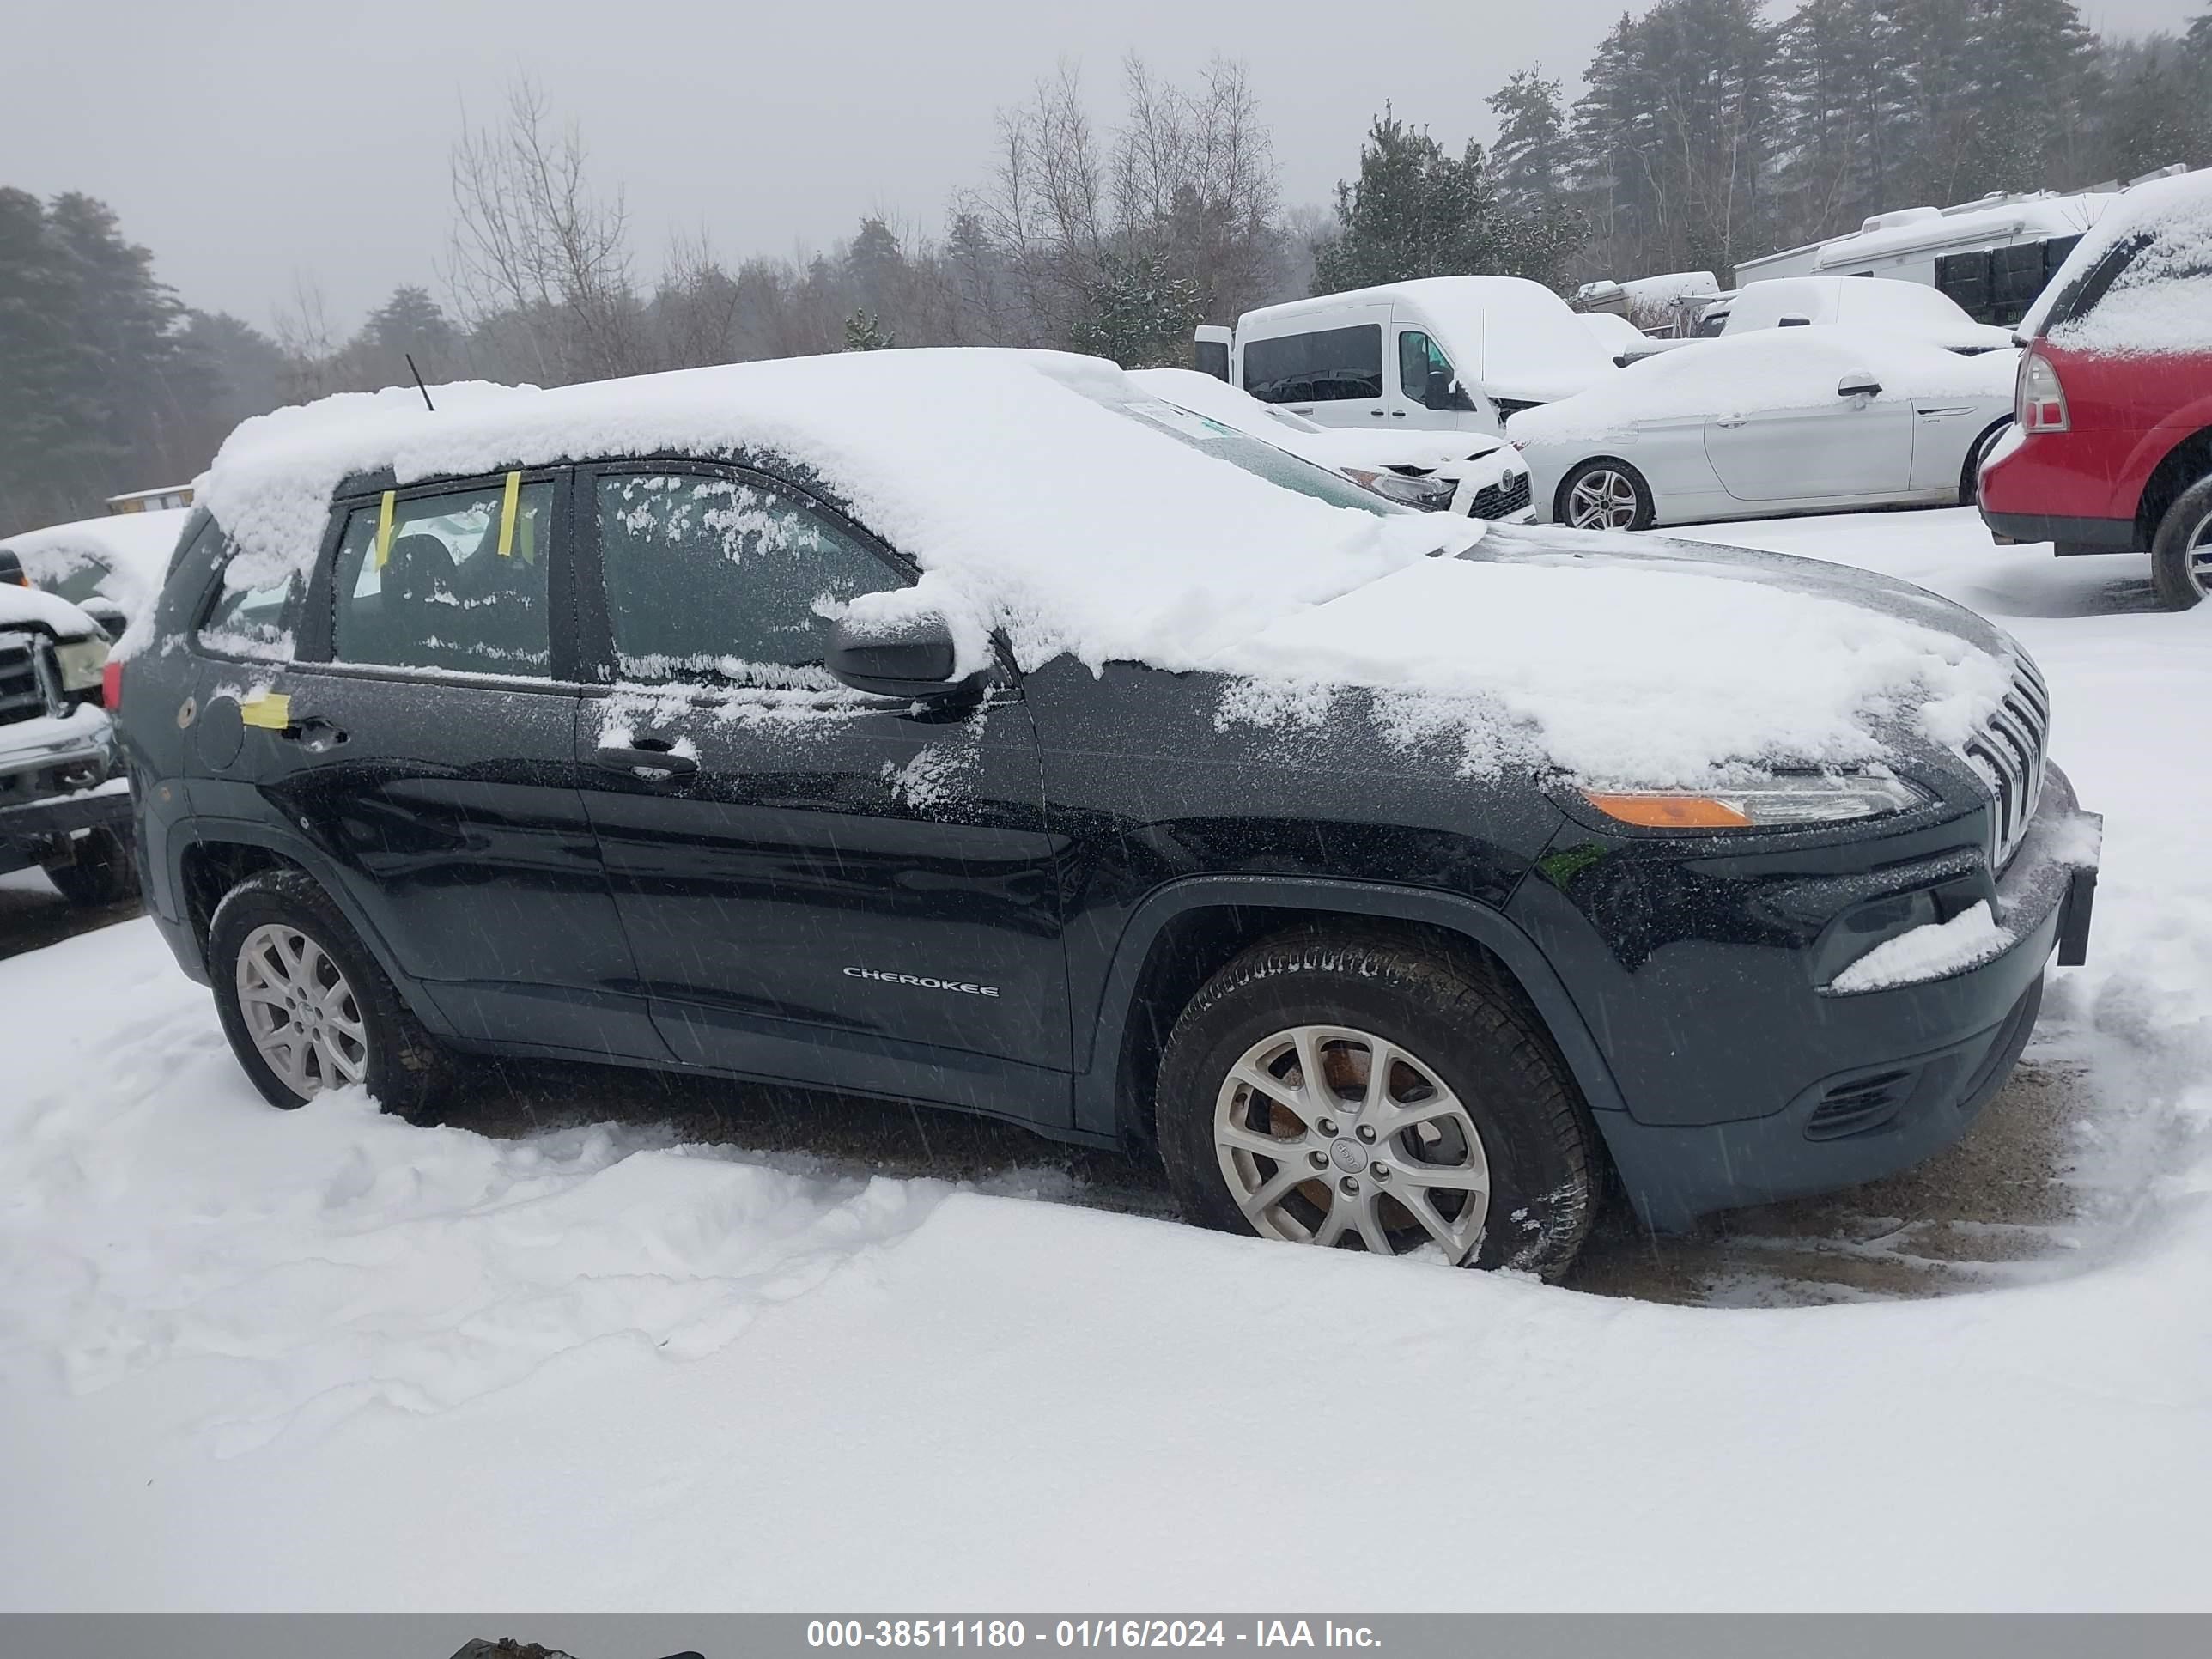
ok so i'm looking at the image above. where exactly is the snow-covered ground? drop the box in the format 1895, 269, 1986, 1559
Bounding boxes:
3, 507, 2209, 1612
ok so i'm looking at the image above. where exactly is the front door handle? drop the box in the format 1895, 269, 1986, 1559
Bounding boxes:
1713, 416, 1749, 428
596, 738, 698, 780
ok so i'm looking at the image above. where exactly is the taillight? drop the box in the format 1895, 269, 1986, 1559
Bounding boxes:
2018, 346, 2070, 433
101, 659, 124, 712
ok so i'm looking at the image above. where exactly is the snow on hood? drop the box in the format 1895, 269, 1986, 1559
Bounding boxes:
0, 583, 105, 639
1, 507, 191, 616
2026, 166, 2212, 356
195, 348, 2014, 791
1127, 368, 1506, 474
1506, 325, 2016, 447
1216, 523, 2018, 788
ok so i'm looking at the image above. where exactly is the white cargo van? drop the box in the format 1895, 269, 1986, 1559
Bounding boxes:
1196, 276, 1616, 436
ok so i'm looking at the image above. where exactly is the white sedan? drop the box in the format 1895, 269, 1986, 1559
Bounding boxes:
1128, 368, 1535, 521
1509, 326, 2018, 532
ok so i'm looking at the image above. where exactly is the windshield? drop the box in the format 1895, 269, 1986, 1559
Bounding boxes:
1081, 390, 1402, 515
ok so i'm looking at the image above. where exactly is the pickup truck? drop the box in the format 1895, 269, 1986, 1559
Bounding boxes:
0, 570, 137, 906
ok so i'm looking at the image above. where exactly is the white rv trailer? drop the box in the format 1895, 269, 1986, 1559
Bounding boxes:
1732, 168, 2186, 328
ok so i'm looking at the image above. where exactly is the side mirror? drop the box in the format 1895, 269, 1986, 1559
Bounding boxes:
1838, 371, 1882, 399
1778, 313, 1812, 327
826, 611, 983, 701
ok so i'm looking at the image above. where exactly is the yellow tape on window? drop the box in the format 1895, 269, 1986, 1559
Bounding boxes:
497, 471, 520, 557
373, 489, 396, 568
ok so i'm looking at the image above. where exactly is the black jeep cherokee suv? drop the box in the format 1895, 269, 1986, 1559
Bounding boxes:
118, 368, 2098, 1279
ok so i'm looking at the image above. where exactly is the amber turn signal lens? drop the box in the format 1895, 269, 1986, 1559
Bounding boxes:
1582, 792, 1753, 829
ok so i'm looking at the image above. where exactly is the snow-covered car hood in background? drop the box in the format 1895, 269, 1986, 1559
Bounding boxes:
188, 347, 2013, 793
0, 584, 108, 641
0, 508, 191, 622
1126, 367, 1507, 473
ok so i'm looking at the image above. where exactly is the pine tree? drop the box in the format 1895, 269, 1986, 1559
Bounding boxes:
842, 309, 896, 350
1485, 69, 1587, 290
1771, 0, 1905, 246
1311, 110, 1526, 292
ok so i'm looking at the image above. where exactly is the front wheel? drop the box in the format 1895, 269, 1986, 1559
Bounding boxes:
208, 867, 460, 1118
1155, 931, 1601, 1279
1960, 419, 2012, 505
1557, 458, 1655, 532
2148, 473, 2212, 611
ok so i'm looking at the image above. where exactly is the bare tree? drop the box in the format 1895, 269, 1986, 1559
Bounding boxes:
447, 78, 639, 383
271, 271, 340, 402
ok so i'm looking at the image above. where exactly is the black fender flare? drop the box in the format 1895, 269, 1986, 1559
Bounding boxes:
1073, 873, 1626, 1142
161, 813, 460, 1038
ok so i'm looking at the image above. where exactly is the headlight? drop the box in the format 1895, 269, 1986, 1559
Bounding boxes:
1583, 774, 1929, 830
53, 636, 110, 693
1341, 468, 1457, 512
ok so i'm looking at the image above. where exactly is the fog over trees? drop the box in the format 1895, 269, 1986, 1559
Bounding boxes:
4, 0, 2209, 534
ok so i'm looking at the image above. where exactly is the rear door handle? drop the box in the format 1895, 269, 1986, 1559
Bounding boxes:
279, 715, 348, 753
596, 738, 698, 780
1713, 416, 1749, 428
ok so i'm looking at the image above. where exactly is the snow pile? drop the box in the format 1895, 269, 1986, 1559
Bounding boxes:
1832, 900, 2012, 993
2039, 167, 2212, 356
179, 351, 1468, 679
1509, 325, 2016, 446
1213, 550, 2015, 786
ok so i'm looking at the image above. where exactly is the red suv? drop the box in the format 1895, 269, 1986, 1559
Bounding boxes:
1979, 168, 2212, 608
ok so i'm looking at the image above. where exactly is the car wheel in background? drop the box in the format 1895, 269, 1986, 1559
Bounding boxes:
208, 867, 459, 1119
1558, 459, 1655, 532
2148, 474, 2212, 611
43, 826, 139, 908
1960, 419, 2013, 506
1155, 929, 1601, 1280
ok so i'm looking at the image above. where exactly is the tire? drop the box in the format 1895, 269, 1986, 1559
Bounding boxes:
1557, 458, 1656, 532
207, 867, 459, 1119
44, 825, 139, 908
1155, 928, 1601, 1280
2148, 473, 2212, 611
1959, 419, 2012, 506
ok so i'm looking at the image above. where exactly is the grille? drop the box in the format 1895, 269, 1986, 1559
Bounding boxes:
1468, 469, 1534, 520
0, 630, 56, 729
1961, 659, 2050, 872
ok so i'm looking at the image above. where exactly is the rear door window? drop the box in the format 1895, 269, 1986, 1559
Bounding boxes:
1243, 325, 1384, 403
591, 469, 904, 687
197, 520, 305, 662
331, 477, 556, 675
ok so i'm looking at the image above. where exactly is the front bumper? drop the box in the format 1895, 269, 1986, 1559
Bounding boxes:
1, 711, 130, 848
1583, 769, 2100, 1232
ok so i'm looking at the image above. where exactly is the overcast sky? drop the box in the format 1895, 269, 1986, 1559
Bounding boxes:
14, 0, 2205, 331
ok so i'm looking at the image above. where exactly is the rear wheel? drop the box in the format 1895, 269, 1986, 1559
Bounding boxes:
208, 868, 460, 1119
1558, 459, 1655, 532
2148, 474, 2212, 611
44, 826, 138, 908
1155, 930, 1601, 1280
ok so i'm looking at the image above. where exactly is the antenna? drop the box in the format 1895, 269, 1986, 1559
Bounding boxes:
405, 353, 435, 413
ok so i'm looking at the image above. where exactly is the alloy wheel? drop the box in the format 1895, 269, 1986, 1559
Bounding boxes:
2190, 507, 2212, 598
234, 922, 368, 1099
1565, 467, 1642, 531
1212, 1024, 1492, 1263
